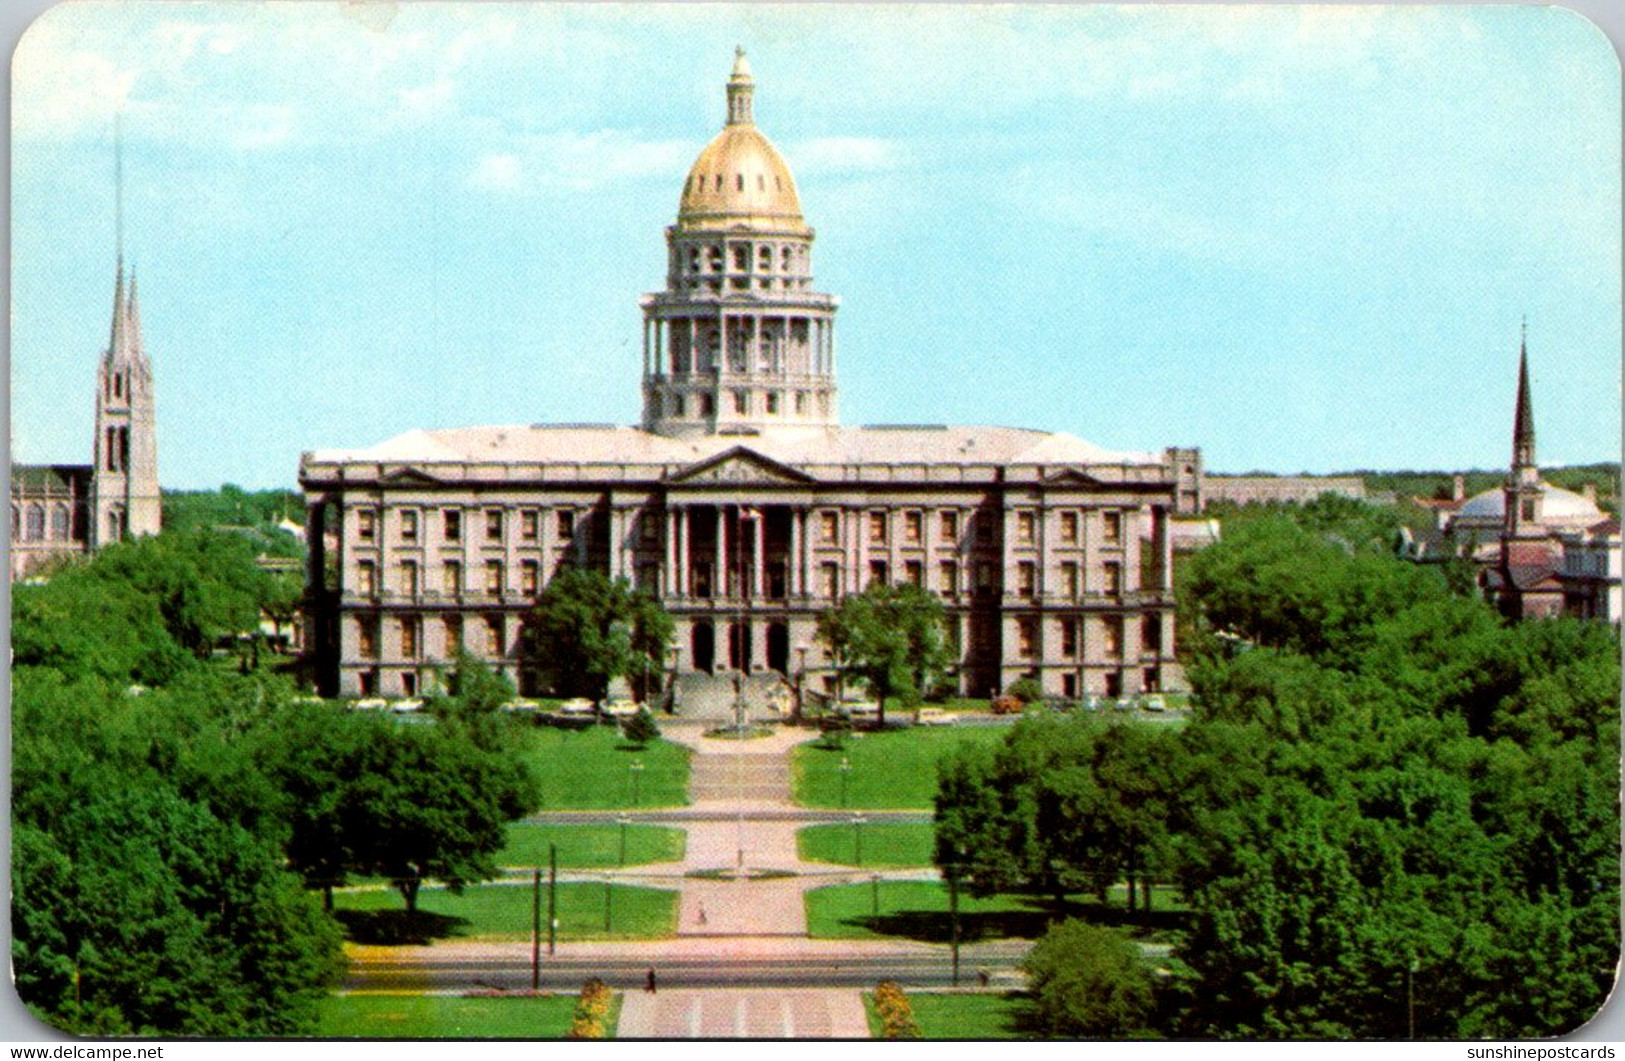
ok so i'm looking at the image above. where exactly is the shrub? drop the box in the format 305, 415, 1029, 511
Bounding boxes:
567, 977, 614, 1039
1006, 678, 1044, 704
1022, 920, 1155, 1037
873, 980, 921, 1039
622, 707, 661, 746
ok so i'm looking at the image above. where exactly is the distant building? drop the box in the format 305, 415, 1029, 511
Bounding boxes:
1476, 332, 1610, 620
1558, 517, 1621, 624
1203, 475, 1365, 507
10, 261, 160, 580
300, 52, 1201, 705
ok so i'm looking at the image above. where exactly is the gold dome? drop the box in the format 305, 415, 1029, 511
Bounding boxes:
676, 50, 809, 235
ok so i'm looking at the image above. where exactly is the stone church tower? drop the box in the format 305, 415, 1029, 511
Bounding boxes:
640, 48, 840, 437
90, 260, 160, 546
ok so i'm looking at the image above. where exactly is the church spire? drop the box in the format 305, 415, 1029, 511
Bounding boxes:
1512, 321, 1536, 472
125, 266, 146, 364
107, 258, 128, 356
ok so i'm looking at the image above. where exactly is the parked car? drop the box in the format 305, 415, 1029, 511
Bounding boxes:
500, 698, 542, 714
599, 696, 640, 718
352, 698, 388, 711
557, 697, 596, 716
839, 692, 880, 720
913, 707, 955, 726
1140, 694, 1167, 713
1112, 697, 1135, 712
391, 698, 425, 714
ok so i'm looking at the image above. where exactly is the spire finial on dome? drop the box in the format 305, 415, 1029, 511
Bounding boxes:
726, 47, 754, 125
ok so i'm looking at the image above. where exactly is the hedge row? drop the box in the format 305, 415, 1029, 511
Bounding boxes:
873, 981, 921, 1039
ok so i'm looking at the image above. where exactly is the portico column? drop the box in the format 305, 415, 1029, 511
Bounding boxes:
716, 504, 729, 599
753, 510, 766, 599
665, 507, 678, 597
678, 508, 691, 597
789, 506, 802, 597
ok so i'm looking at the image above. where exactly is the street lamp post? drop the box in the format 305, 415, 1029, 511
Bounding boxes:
839, 757, 851, 810
617, 813, 630, 867
948, 844, 967, 987
871, 872, 881, 920
852, 812, 865, 867
794, 644, 809, 723
629, 761, 644, 807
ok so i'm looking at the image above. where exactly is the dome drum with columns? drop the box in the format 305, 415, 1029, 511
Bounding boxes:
641, 49, 839, 438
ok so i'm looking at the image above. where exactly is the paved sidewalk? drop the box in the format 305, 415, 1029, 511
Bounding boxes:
618, 988, 870, 1039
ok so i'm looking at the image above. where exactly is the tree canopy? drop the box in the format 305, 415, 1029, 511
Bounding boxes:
816, 581, 951, 724
519, 568, 674, 699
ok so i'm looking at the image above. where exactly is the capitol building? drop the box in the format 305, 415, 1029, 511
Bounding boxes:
300, 52, 1201, 702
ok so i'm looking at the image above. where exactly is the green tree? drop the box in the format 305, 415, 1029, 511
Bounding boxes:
1023, 920, 1157, 1037
520, 569, 674, 699
815, 582, 950, 725
622, 707, 662, 746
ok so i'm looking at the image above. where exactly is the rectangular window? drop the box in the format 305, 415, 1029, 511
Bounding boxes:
521, 560, 540, 596
939, 560, 958, 596
1061, 561, 1079, 600
868, 511, 888, 544
1060, 511, 1078, 544
487, 509, 504, 542
940, 510, 959, 543
821, 562, 841, 599
486, 560, 504, 594
1018, 617, 1037, 658
821, 511, 840, 544
558, 510, 575, 538
400, 618, 419, 660
733, 390, 748, 414
399, 561, 419, 597
444, 509, 462, 542
358, 620, 378, 659
1142, 615, 1163, 654
357, 509, 376, 542
443, 560, 462, 595
443, 616, 462, 655
903, 511, 922, 543
487, 616, 505, 657
766, 392, 779, 415
868, 559, 888, 587
1061, 618, 1079, 658
357, 561, 377, 596
1104, 561, 1123, 597
974, 561, 994, 591
1103, 511, 1122, 544
1016, 511, 1036, 545
904, 560, 923, 586
1017, 561, 1036, 599
1103, 617, 1123, 658
401, 509, 419, 543
521, 510, 539, 540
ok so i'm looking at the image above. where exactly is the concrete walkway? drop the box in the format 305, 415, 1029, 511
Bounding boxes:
617, 987, 869, 1039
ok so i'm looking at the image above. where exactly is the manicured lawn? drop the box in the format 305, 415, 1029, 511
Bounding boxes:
318, 993, 594, 1038
334, 881, 677, 943
793, 726, 1010, 809
499, 822, 685, 869
805, 880, 1056, 942
797, 822, 936, 867
863, 991, 1035, 1039
516, 726, 690, 809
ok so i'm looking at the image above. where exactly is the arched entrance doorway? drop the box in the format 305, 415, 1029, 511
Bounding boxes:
691, 621, 715, 674
727, 621, 753, 672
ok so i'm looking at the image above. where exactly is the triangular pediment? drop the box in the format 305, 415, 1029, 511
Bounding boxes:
379, 466, 444, 486
1042, 467, 1107, 487
668, 446, 815, 486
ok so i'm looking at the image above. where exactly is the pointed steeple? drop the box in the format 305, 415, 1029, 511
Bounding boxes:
106, 258, 129, 358
1512, 321, 1536, 471
125, 265, 146, 364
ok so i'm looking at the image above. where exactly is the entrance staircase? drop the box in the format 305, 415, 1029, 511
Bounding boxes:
672, 671, 793, 722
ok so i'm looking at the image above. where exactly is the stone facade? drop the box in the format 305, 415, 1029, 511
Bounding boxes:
1203, 475, 1363, 506
11, 261, 159, 580
300, 52, 1201, 701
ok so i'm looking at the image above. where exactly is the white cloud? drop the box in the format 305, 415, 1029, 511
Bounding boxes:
468, 152, 522, 192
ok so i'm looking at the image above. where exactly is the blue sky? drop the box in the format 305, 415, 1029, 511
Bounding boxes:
9, 3, 1621, 489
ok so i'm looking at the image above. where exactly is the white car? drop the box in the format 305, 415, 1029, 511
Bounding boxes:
840, 694, 880, 719
557, 698, 597, 716
913, 707, 955, 726
391, 698, 425, 714
599, 697, 640, 718
500, 698, 541, 714
1140, 694, 1167, 713
353, 698, 389, 712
